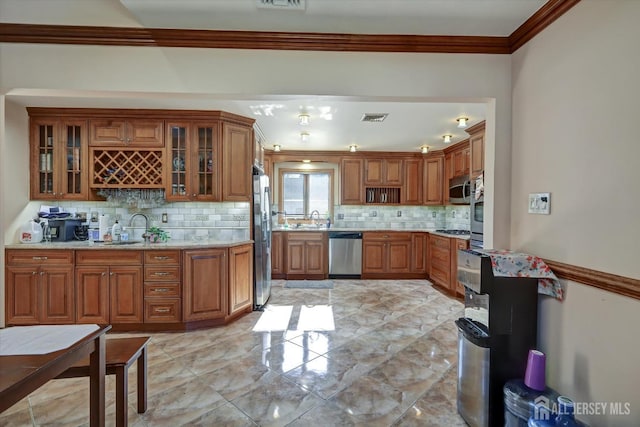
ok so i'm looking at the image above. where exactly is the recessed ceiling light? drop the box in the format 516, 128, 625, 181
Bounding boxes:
300, 132, 310, 142
457, 117, 469, 128
349, 144, 357, 152
443, 134, 452, 143
420, 146, 429, 154
273, 144, 281, 152
298, 114, 310, 126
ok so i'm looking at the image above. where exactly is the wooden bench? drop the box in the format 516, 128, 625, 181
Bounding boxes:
56, 336, 150, 427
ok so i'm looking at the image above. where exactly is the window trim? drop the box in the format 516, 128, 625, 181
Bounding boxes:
279, 167, 334, 219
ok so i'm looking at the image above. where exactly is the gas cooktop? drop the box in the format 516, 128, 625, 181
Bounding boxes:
435, 229, 471, 235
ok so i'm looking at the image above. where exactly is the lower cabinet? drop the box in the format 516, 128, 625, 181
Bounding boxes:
271, 231, 285, 279
228, 244, 254, 316
5, 251, 75, 325
428, 234, 451, 289
144, 250, 181, 323
75, 250, 144, 324
284, 232, 327, 279
362, 232, 412, 278
183, 248, 227, 321
411, 233, 428, 275
452, 238, 469, 297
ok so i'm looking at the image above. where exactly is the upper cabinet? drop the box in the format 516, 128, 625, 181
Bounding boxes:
222, 121, 253, 201
27, 108, 254, 201
364, 159, 402, 186
30, 118, 89, 200
452, 141, 470, 178
424, 155, 444, 205
340, 158, 364, 205
402, 158, 423, 205
467, 121, 485, 179
166, 121, 220, 201
90, 119, 164, 147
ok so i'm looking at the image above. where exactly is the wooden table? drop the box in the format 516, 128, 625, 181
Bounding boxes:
0, 325, 111, 426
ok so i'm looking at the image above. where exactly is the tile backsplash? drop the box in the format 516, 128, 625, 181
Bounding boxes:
331, 205, 470, 230
52, 201, 250, 241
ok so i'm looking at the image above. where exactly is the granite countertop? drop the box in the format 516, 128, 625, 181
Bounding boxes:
272, 227, 471, 240
5, 237, 253, 250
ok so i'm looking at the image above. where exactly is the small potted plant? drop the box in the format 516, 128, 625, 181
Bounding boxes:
145, 226, 170, 243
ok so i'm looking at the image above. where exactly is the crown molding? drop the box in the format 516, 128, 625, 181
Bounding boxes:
0, 1, 580, 54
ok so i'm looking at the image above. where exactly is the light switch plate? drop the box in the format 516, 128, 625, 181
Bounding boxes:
528, 193, 550, 214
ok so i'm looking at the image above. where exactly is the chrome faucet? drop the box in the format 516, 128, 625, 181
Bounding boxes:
128, 213, 150, 242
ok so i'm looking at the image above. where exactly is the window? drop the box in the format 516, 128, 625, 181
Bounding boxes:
280, 169, 333, 218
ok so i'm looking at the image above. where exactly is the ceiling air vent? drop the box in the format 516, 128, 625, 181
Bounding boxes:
361, 113, 389, 123
256, 0, 306, 10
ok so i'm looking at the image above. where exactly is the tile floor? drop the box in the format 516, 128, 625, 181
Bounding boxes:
1, 279, 467, 426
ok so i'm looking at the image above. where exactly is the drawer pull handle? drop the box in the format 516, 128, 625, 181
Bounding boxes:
154, 256, 170, 260
32, 256, 48, 260
153, 288, 170, 292
153, 272, 170, 276
154, 308, 170, 313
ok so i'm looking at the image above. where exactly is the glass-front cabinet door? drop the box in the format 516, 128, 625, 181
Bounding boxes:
30, 118, 87, 200
166, 121, 219, 201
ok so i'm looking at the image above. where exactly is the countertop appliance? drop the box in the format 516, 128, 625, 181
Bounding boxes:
48, 218, 82, 241
328, 231, 362, 278
252, 168, 272, 310
456, 250, 539, 427
449, 175, 471, 204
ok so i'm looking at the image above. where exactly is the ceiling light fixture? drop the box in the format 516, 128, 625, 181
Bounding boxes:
443, 134, 452, 143
421, 145, 429, 154
300, 132, 310, 142
273, 144, 281, 152
298, 113, 310, 126
349, 144, 357, 152
457, 117, 469, 128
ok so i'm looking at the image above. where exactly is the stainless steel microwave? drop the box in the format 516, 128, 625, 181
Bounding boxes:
449, 175, 471, 204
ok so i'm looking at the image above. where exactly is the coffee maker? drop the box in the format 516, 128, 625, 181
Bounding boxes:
456, 250, 539, 427
48, 218, 83, 241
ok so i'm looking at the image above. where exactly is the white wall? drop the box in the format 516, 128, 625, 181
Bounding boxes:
511, 1, 640, 425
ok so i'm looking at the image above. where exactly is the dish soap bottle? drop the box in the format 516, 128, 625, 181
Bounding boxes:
111, 220, 122, 242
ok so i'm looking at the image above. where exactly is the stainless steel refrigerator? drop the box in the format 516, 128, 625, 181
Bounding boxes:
252, 168, 272, 310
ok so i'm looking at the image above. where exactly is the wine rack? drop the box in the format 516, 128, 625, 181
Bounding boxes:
90, 149, 164, 187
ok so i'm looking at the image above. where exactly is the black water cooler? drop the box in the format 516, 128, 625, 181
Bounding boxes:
455, 250, 539, 427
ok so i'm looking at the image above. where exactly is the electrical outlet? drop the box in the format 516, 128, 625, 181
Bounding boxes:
370, 211, 377, 217
337, 213, 344, 220
452, 211, 456, 218
397, 210, 402, 217
161, 213, 168, 223
431, 211, 437, 218
233, 215, 246, 221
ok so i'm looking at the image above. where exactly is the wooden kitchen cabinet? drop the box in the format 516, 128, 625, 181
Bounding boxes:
428, 234, 451, 289
424, 155, 444, 205
166, 121, 221, 201
411, 233, 428, 275
75, 250, 143, 324
402, 158, 423, 205
284, 232, 327, 279
452, 238, 469, 297
228, 244, 254, 316
5, 250, 75, 325
341, 158, 364, 204
30, 118, 89, 200
362, 232, 411, 277
271, 231, 285, 279
222, 121, 253, 201
364, 159, 402, 186
452, 143, 470, 178
90, 119, 164, 147
183, 248, 227, 321
143, 250, 181, 323
467, 121, 485, 179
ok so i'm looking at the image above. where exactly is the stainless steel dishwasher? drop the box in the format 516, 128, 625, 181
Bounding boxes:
328, 231, 362, 278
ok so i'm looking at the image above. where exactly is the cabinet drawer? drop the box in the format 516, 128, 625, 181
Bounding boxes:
144, 266, 181, 282
364, 232, 411, 241
76, 250, 143, 265
144, 298, 181, 323
144, 250, 181, 265
144, 283, 180, 297
430, 235, 451, 249
286, 232, 324, 241
7, 250, 73, 265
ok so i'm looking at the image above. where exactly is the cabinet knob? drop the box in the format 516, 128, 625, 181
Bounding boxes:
32, 271, 37, 275
192, 193, 196, 197
40, 271, 44, 276
101, 272, 106, 276
110, 272, 114, 276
